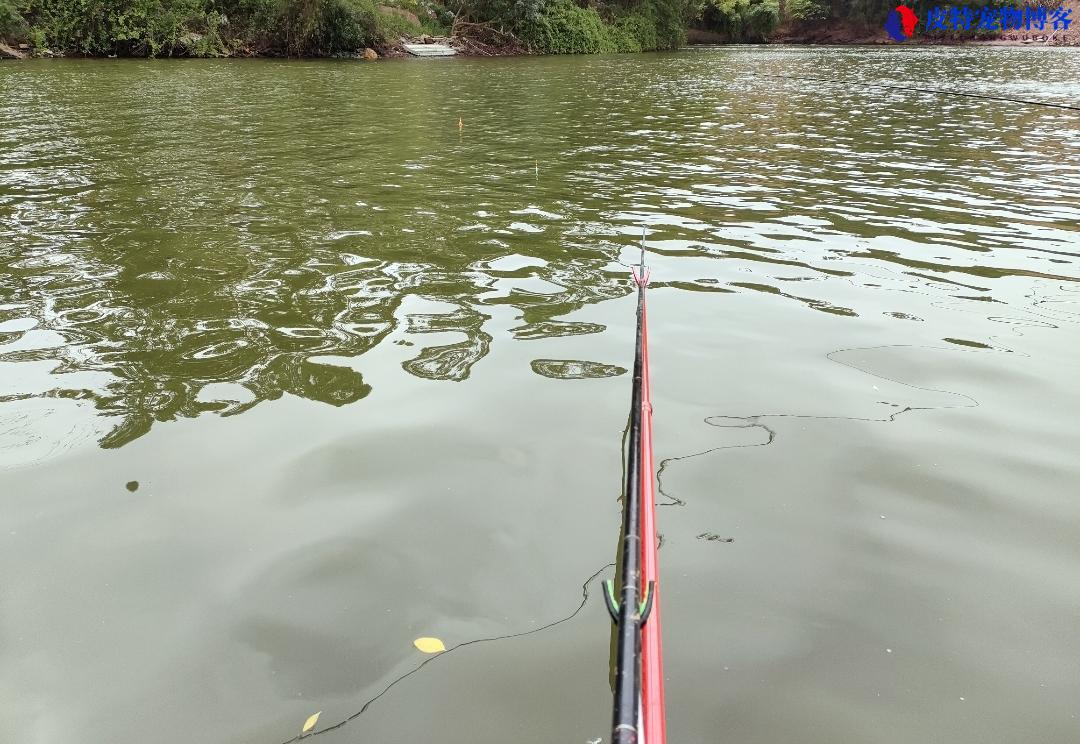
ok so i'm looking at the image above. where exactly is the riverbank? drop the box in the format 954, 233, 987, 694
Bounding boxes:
0, 31, 519, 60
2, 0, 1077, 60
0, 0, 684, 59
689, 0, 1080, 48
5, 32, 1078, 61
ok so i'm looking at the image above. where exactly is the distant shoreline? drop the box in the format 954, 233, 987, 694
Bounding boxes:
690, 25, 1079, 48
3, 33, 1078, 61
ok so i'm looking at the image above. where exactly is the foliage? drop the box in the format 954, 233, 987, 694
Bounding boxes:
419, 13, 449, 35
613, 10, 653, 49
3, 0, 689, 55
199, 10, 228, 53
614, 0, 685, 49
519, 0, 615, 53
11, 0, 216, 55
518, 0, 684, 53
1, 0, 27, 38
828, 0, 896, 24
643, 0, 687, 48
276, 0, 380, 54
823, 0, 995, 26
376, 7, 422, 39
451, 0, 547, 29
785, 0, 827, 22
375, 7, 446, 39
770, 0, 1013, 30
3, 0, 1044, 57
3, 0, 382, 55
699, 0, 777, 40
310, 0, 380, 53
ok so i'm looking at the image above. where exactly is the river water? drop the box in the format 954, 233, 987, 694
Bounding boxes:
1, 47, 1078, 744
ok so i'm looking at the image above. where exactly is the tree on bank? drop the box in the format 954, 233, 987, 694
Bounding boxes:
0, 0, 695, 54
2, 0, 1068, 54
0, 0, 386, 55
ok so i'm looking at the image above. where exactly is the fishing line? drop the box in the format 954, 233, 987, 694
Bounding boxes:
756, 73, 1080, 112
655, 343, 985, 522
277, 563, 614, 744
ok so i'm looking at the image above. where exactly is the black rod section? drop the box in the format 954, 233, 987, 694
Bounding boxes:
612, 241, 647, 744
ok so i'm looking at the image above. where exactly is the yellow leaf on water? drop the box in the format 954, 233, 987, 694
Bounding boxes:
413, 637, 446, 653
301, 711, 321, 734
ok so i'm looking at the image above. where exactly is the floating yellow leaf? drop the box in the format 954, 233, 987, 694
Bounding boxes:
413, 637, 446, 653
301, 711, 321, 734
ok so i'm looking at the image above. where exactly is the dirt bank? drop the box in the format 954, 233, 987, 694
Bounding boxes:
766, 0, 1079, 46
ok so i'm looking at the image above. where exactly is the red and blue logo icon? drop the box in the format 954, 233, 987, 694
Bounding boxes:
884, 5, 920, 40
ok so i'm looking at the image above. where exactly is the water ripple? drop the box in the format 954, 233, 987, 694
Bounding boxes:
0, 50, 1077, 455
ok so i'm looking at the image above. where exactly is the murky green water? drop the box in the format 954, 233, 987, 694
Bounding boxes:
1, 47, 1079, 744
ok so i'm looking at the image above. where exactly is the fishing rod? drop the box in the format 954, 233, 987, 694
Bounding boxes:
604, 231, 666, 744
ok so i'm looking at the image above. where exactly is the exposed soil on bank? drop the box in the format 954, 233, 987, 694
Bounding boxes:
0, 41, 27, 58
767, 0, 1079, 46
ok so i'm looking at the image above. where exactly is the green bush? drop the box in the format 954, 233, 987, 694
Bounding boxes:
314, 0, 380, 52
457, 0, 545, 28
610, 0, 686, 51
374, 7, 445, 41
186, 9, 227, 55
6, 0, 687, 55
828, 0, 963, 26
643, 0, 686, 49
21, 0, 212, 55
216, 0, 277, 40
519, 0, 684, 54
420, 15, 448, 35
9, 0, 379, 55
786, 0, 828, 22
614, 12, 653, 50
1, 0, 27, 38
519, 0, 615, 53
520, 0, 622, 52
376, 8, 422, 40
700, 0, 778, 40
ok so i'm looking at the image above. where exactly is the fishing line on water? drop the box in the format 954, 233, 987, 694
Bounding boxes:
276, 563, 614, 744
755, 73, 1080, 112
655, 343, 985, 525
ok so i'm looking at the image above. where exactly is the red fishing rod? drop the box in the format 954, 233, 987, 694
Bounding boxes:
604, 233, 666, 744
